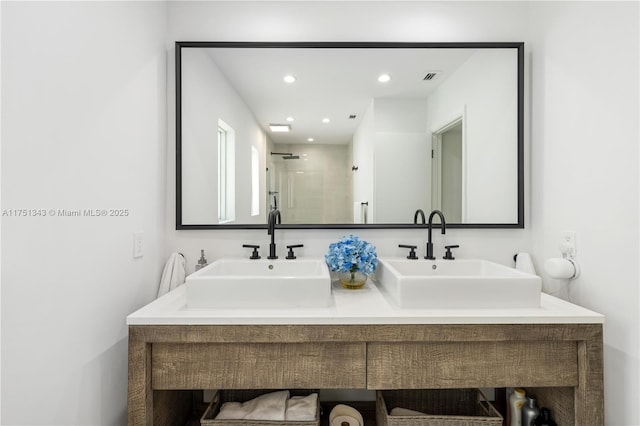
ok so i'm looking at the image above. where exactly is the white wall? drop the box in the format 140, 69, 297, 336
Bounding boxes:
352, 97, 431, 224
351, 100, 376, 222
528, 3, 639, 425
373, 98, 430, 223
426, 49, 518, 223
182, 49, 218, 224
1, 2, 167, 425
441, 125, 463, 222
181, 48, 267, 225
374, 131, 430, 222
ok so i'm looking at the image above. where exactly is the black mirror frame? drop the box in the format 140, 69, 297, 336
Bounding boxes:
175, 41, 525, 230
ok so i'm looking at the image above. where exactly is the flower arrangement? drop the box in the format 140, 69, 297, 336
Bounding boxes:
325, 235, 378, 289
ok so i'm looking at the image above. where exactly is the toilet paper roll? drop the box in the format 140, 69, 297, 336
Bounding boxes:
331, 415, 361, 426
329, 405, 363, 426
544, 257, 579, 280
515, 252, 537, 275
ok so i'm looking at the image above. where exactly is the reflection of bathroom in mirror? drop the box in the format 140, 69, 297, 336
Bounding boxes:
432, 118, 463, 223
269, 145, 353, 224
176, 42, 523, 229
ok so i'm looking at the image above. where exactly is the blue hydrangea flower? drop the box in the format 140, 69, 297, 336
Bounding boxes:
325, 235, 377, 274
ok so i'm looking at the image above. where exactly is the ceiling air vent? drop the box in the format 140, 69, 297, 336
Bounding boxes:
423, 72, 441, 81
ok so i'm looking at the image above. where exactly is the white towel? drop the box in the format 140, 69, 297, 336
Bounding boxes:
215, 391, 290, 421
353, 201, 368, 224
390, 407, 428, 416
285, 393, 318, 421
156, 253, 186, 298
353, 201, 362, 223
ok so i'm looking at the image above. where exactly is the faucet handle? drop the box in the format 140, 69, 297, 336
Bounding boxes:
443, 245, 459, 260
242, 244, 261, 260
399, 244, 418, 260
286, 244, 304, 260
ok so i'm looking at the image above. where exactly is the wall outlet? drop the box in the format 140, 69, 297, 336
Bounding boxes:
560, 230, 577, 257
133, 232, 144, 258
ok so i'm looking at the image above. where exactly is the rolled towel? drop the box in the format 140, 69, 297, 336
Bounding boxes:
215, 390, 290, 420
390, 407, 428, 416
285, 393, 318, 421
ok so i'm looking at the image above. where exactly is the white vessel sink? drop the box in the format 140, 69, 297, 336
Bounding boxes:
375, 258, 541, 309
185, 258, 332, 309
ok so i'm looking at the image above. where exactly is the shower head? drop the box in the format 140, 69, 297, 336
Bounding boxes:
271, 152, 300, 160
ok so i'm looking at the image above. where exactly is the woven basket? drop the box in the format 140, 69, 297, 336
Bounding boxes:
201, 390, 320, 426
376, 389, 503, 426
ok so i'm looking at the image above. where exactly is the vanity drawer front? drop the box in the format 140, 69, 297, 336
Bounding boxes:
367, 341, 578, 389
152, 342, 366, 389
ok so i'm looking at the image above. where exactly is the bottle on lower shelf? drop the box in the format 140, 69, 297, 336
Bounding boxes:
533, 408, 558, 426
508, 388, 526, 426
522, 395, 540, 426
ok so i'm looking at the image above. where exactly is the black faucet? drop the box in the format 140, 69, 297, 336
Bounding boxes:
267, 209, 281, 259
425, 210, 446, 260
414, 209, 426, 225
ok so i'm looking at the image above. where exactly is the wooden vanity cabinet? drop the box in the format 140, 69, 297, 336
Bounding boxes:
128, 323, 603, 426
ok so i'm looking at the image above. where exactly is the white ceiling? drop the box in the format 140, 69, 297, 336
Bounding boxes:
206, 47, 475, 145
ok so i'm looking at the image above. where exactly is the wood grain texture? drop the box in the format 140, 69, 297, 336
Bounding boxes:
367, 341, 578, 389
129, 323, 600, 344
127, 338, 152, 426
152, 342, 366, 389
575, 328, 605, 425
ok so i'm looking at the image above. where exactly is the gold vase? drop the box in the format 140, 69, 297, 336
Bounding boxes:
339, 270, 368, 289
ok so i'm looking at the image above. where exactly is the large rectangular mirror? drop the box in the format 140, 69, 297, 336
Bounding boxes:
176, 42, 524, 229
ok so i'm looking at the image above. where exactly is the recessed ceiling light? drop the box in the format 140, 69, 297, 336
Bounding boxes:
378, 74, 391, 83
269, 124, 290, 132
283, 75, 296, 83
307, 138, 314, 142
322, 118, 330, 124
286, 116, 294, 122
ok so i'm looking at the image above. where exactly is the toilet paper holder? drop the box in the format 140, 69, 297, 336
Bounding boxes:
545, 257, 580, 280
545, 234, 581, 280
514, 253, 580, 280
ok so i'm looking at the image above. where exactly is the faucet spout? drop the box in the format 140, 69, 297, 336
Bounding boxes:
414, 209, 426, 225
425, 209, 446, 260
267, 209, 281, 259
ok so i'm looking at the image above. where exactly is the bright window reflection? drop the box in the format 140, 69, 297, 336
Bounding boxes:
251, 146, 260, 216
218, 119, 235, 223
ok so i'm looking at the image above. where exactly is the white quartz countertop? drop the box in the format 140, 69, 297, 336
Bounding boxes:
127, 279, 604, 326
